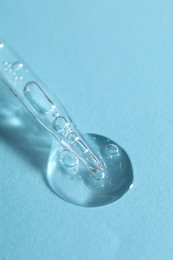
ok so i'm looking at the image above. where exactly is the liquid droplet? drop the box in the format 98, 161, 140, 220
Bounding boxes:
46, 134, 133, 207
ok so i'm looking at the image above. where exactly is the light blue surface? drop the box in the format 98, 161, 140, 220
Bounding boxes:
0, 0, 173, 259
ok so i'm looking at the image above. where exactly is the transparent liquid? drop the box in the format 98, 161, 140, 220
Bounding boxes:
47, 134, 133, 207
0, 39, 133, 207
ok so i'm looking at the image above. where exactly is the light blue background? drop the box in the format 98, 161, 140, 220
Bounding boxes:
0, 0, 173, 259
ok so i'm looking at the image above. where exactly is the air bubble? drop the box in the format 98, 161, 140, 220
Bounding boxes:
63, 125, 73, 138
24, 81, 56, 114
106, 144, 119, 158
14, 75, 23, 81
53, 116, 68, 132
60, 150, 78, 169
11, 62, 23, 71
3, 61, 11, 71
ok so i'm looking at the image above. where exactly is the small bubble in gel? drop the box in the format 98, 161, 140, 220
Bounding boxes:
106, 144, 119, 158
14, 75, 23, 81
3, 61, 11, 71
12, 62, 23, 71
60, 150, 78, 168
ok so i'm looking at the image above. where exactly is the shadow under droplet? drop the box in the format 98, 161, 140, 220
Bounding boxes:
0, 79, 52, 174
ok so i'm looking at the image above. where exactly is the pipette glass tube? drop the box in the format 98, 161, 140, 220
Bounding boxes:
0, 39, 133, 207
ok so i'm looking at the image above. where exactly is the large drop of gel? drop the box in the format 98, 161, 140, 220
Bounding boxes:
46, 134, 133, 207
